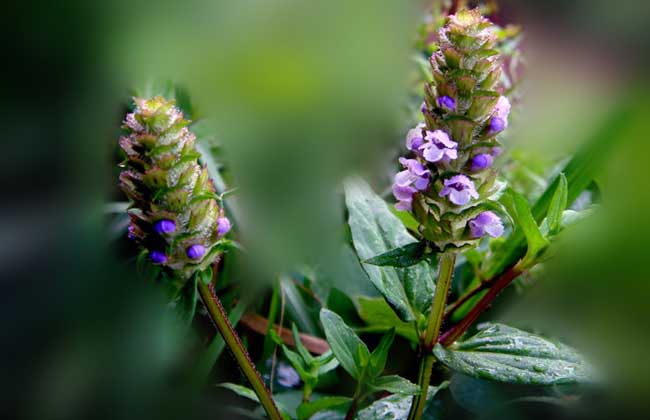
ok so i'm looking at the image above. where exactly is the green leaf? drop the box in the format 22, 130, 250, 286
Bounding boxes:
368, 375, 420, 396
292, 323, 314, 365
296, 397, 352, 420
432, 323, 594, 385
344, 178, 435, 321
281, 345, 311, 381
364, 242, 430, 268
500, 189, 549, 270
356, 384, 448, 420
368, 328, 395, 378
218, 382, 260, 403
546, 173, 568, 236
357, 297, 418, 344
316, 351, 340, 376
198, 266, 213, 286
319, 309, 370, 380
282, 275, 318, 335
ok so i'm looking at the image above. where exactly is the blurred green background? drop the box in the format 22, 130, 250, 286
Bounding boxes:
3, 0, 650, 419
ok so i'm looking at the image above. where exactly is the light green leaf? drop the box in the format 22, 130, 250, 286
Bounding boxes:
315, 351, 340, 376
356, 383, 448, 420
319, 309, 369, 380
281, 345, 311, 380
501, 189, 549, 270
368, 328, 395, 378
368, 375, 420, 395
433, 323, 594, 385
296, 397, 352, 420
292, 323, 314, 365
218, 382, 260, 403
357, 297, 418, 344
546, 173, 568, 236
344, 178, 435, 321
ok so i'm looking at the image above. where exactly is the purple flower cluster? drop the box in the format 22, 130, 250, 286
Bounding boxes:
393, 157, 430, 211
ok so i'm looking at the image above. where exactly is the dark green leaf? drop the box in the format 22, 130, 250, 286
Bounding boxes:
368, 328, 395, 378
297, 397, 352, 420
344, 178, 435, 321
357, 297, 418, 344
178, 273, 198, 327
319, 309, 369, 380
364, 242, 430, 268
356, 384, 448, 420
433, 323, 594, 385
368, 375, 420, 395
546, 173, 568, 236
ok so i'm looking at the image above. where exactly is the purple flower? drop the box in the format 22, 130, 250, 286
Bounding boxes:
420, 130, 458, 163
154, 219, 176, 235
488, 96, 510, 134
471, 153, 493, 171
405, 124, 425, 152
437, 95, 456, 111
393, 157, 430, 211
150, 250, 168, 264
469, 211, 504, 238
439, 175, 479, 206
276, 363, 301, 388
491, 147, 502, 157
186, 244, 206, 260
420, 102, 427, 114
127, 225, 136, 240
217, 217, 231, 237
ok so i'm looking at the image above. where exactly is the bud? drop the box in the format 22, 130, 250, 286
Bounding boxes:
119, 96, 231, 279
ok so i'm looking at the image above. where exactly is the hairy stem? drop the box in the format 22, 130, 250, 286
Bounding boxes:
408, 253, 456, 420
439, 266, 521, 346
198, 281, 283, 420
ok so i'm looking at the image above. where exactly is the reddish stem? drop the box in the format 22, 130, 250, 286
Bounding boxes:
439, 267, 521, 346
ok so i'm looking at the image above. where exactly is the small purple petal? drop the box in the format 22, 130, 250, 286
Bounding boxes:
420, 102, 427, 114
186, 244, 206, 260
439, 175, 478, 206
493, 96, 511, 120
150, 250, 168, 264
154, 219, 177, 235
406, 125, 425, 152
491, 147, 503, 157
471, 154, 493, 171
217, 217, 231, 237
127, 225, 136, 240
469, 211, 504, 238
395, 200, 412, 211
422, 145, 444, 163
413, 174, 429, 191
425, 130, 457, 149
420, 130, 458, 163
488, 117, 506, 134
437, 95, 456, 110
393, 183, 417, 201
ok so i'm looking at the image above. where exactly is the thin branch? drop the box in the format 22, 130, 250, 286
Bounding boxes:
438, 266, 522, 346
240, 313, 330, 355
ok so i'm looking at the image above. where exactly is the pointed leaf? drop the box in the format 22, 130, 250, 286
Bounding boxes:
501, 189, 549, 269
364, 242, 431, 268
368, 328, 395, 378
357, 297, 418, 344
546, 173, 568, 235
319, 309, 370, 380
292, 323, 314, 365
433, 323, 594, 385
368, 375, 420, 395
356, 383, 448, 420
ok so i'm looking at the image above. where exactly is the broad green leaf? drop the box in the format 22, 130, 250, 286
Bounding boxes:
296, 397, 352, 420
356, 383, 448, 420
500, 189, 549, 270
546, 173, 568, 236
344, 178, 435, 321
364, 242, 430, 268
433, 323, 594, 385
319, 309, 370, 380
368, 375, 420, 395
368, 328, 395, 378
357, 297, 418, 343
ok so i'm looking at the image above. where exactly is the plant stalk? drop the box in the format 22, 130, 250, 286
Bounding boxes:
408, 252, 456, 420
345, 379, 364, 420
198, 281, 283, 420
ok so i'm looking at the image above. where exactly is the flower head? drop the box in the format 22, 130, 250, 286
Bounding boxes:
393, 157, 430, 211
420, 130, 458, 163
186, 244, 206, 260
154, 219, 177, 235
468, 211, 504, 238
471, 153, 493, 171
437, 95, 456, 111
439, 175, 479, 206
488, 96, 511, 134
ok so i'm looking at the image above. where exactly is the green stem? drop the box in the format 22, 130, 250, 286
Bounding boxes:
345, 380, 364, 420
198, 282, 283, 420
408, 253, 456, 420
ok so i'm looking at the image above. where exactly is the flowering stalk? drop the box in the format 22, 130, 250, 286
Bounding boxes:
393, 9, 512, 419
118, 97, 282, 419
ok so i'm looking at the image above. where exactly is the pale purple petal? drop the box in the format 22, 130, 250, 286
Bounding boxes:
406, 124, 426, 151
414, 174, 429, 191
425, 130, 457, 149
449, 189, 472, 205
395, 200, 412, 211
422, 145, 444, 163
493, 96, 511, 120
393, 184, 416, 201
394, 170, 412, 187
469, 211, 504, 238
439, 175, 478, 205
